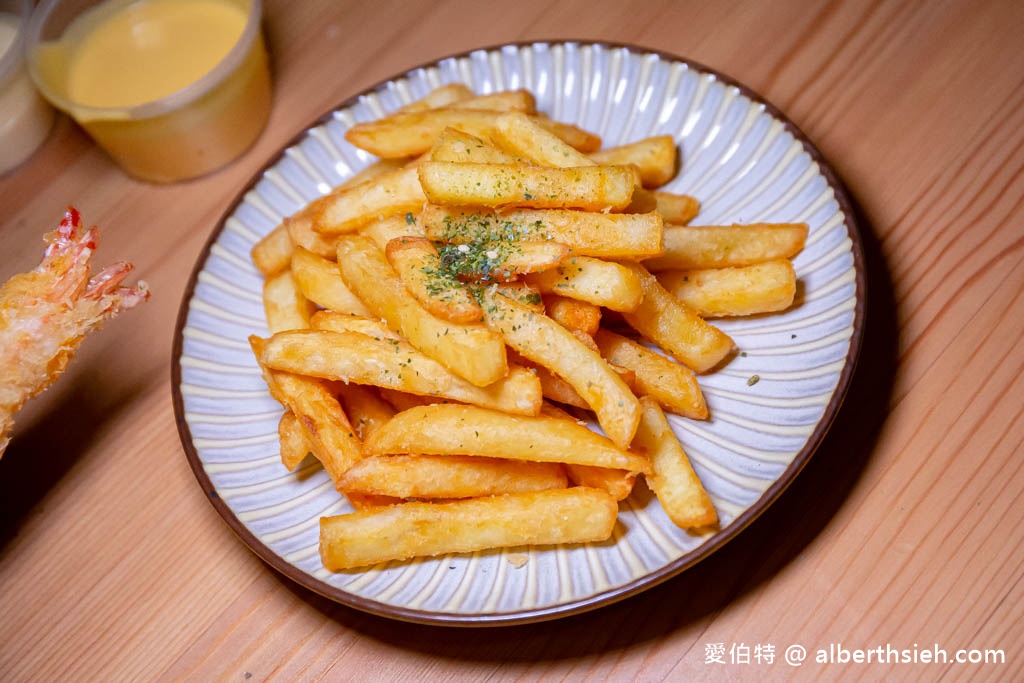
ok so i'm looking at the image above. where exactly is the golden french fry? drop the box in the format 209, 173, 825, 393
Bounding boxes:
417, 162, 636, 211
338, 454, 567, 499
590, 135, 677, 188
594, 329, 707, 420
310, 310, 399, 339
428, 127, 521, 164
278, 410, 313, 471
262, 270, 314, 333
543, 294, 601, 336
526, 255, 644, 312
319, 487, 617, 570
290, 247, 372, 316
397, 83, 475, 113
452, 89, 537, 113
633, 397, 718, 529
345, 109, 599, 158
620, 262, 735, 373
336, 235, 508, 387
478, 289, 640, 449
491, 112, 594, 167
658, 260, 797, 317
312, 165, 426, 235
435, 240, 569, 282
260, 329, 541, 415
285, 211, 338, 260
385, 237, 484, 323
654, 192, 701, 225
251, 224, 293, 277
337, 384, 395, 441
644, 223, 808, 271
359, 213, 425, 250
249, 336, 361, 483
365, 404, 652, 473
421, 205, 663, 259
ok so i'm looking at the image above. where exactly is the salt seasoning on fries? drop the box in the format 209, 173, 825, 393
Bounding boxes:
245, 83, 811, 571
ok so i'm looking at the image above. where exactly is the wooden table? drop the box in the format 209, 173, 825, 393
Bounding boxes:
2, 0, 1021, 679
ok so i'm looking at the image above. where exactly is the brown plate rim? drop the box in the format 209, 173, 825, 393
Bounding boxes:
171, 39, 867, 627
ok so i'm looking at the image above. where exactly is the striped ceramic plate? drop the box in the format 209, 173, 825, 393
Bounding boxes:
172, 41, 865, 625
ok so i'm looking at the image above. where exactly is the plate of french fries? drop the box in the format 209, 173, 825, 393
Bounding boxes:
173, 42, 864, 624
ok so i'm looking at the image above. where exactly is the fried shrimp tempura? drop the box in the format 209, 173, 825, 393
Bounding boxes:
0, 207, 150, 456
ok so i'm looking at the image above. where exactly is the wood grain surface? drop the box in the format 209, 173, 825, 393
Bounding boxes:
1, 0, 1022, 680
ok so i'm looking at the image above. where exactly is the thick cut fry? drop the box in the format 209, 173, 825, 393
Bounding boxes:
365, 404, 652, 473
492, 112, 594, 167
451, 89, 536, 113
359, 213, 425, 250
336, 235, 507, 387
590, 136, 677, 188
285, 211, 338, 259
633, 397, 718, 529
290, 247, 372, 316
421, 205, 663, 259
278, 410, 313, 471
338, 454, 567, 499
312, 165, 426, 235
319, 487, 617, 570
261, 330, 540, 415
428, 127, 521, 164
478, 289, 640, 449
251, 224, 293, 277
644, 223, 809, 271
310, 311, 398, 339
658, 260, 797, 317
543, 294, 601, 336
249, 337, 361, 483
526, 255, 644, 312
418, 162, 636, 211
620, 262, 735, 373
655, 192, 701, 225
385, 237, 483, 323
337, 384, 395, 441
435, 240, 569, 282
397, 83, 474, 113
594, 329, 707, 420
262, 270, 314, 333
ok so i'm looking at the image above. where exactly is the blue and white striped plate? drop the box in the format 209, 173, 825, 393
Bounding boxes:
172, 41, 865, 625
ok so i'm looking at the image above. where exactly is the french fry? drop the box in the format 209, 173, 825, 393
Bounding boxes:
290, 247, 372, 316
319, 487, 617, 570
428, 127, 521, 164
435, 240, 569, 282
643, 223, 808, 271
397, 83, 474, 113
540, 402, 637, 501
594, 329, 707, 420
251, 224, 293, 277
543, 294, 601, 336
345, 109, 600, 158
336, 235, 508, 387
385, 237, 483, 323
312, 165, 426, 235
633, 397, 718, 529
338, 454, 567, 499
654, 192, 701, 225
620, 262, 735, 373
417, 162, 636, 211
285, 211, 338, 260
526, 255, 644, 312
491, 112, 594, 167
590, 135, 677, 188
421, 205, 663, 259
657, 260, 797, 317
337, 384, 395, 441
260, 329, 541, 415
249, 337, 361, 483
262, 270, 314, 333
359, 213, 425, 250
478, 288, 640, 449
278, 410, 313, 471
365, 404, 652, 474
310, 310, 399, 339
